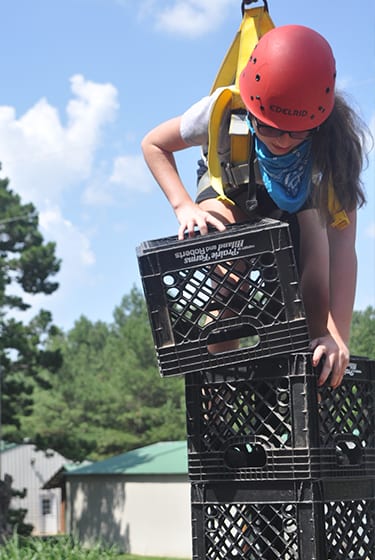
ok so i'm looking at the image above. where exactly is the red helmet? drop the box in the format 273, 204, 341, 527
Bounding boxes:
239, 25, 336, 131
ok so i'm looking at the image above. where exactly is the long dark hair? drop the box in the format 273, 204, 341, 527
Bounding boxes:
311, 92, 370, 224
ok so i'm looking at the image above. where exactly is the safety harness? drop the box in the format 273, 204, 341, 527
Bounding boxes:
206, 0, 350, 229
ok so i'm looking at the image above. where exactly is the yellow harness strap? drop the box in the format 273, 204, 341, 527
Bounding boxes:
207, 6, 274, 206
210, 7, 275, 93
208, 87, 238, 205
207, 3, 349, 227
328, 183, 350, 229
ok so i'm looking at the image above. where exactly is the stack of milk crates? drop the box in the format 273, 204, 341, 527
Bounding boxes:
137, 218, 375, 560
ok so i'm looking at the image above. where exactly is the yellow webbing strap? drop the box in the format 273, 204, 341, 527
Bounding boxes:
208, 87, 237, 205
328, 183, 350, 229
207, 6, 275, 205
210, 7, 275, 93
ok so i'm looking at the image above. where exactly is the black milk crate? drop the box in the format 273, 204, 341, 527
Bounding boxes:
191, 478, 375, 560
185, 354, 375, 482
136, 219, 309, 377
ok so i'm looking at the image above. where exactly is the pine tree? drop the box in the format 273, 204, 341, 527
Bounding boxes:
0, 174, 61, 441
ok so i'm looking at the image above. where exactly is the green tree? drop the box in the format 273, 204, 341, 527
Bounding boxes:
350, 306, 375, 359
23, 317, 112, 460
23, 287, 186, 461
0, 175, 61, 441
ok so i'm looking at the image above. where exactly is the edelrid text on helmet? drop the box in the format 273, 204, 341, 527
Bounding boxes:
239, 25, 336, 131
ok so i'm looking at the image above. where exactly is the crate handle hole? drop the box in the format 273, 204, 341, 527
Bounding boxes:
207, 325, 260, 354
224, 443, 266, 468
335, 438, 363, 466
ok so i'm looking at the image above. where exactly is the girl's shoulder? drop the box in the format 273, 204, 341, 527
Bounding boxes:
180, 88, 227, 147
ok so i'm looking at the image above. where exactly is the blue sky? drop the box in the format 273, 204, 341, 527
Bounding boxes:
1, 0, 374, 331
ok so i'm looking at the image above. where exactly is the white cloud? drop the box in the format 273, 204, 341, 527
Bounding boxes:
0, 74, 119, 207
149, 0, 236, 38
40, 207, 96, 269
81, 154, 154, 207
0, 75, 119, 325
110, 154, 154, 192
9, 205, 97, 328
81, 173, 118, 207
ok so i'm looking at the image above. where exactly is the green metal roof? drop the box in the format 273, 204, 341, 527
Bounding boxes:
67, 441, 188, 476
0, 441, 19, 453
43, 460, 93, 489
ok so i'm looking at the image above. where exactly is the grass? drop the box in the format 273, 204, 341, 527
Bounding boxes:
0, 535, 189, 560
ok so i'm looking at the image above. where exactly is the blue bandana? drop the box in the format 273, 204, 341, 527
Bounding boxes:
248, 122, 313, 213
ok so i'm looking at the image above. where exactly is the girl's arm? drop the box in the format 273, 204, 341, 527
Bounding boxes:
141, 117, 226, 239
298, 209, 356, 387
326, 209, 357, 376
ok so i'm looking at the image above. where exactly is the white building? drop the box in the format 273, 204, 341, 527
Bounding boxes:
1, 442, 68, 535
65, 441, 192, 558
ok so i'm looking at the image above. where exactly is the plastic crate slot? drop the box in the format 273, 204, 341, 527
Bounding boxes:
207, 324, 260, 353
334, 434, 363, 467
223, 442, 267, 468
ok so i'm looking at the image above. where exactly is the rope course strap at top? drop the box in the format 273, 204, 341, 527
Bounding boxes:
241, 0, 269, 16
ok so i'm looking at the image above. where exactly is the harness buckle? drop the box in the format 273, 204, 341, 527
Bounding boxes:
222, 162, 250, 188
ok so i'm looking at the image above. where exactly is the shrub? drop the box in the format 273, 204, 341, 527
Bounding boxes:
0, 534, 120, 559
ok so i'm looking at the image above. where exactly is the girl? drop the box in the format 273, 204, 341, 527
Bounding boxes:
141, 25, 369, 388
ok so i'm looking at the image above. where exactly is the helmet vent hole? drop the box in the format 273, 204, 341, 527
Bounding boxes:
255, 74, 261, 82
252, 57, 257, 64
325, 87, 330, 94
318, 106, 325, 113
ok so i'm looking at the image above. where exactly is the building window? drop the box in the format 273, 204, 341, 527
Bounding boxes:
41, 498, 51, 516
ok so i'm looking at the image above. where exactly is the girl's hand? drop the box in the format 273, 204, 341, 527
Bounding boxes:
310, 333, 349, 388
175, 202, 226, 240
